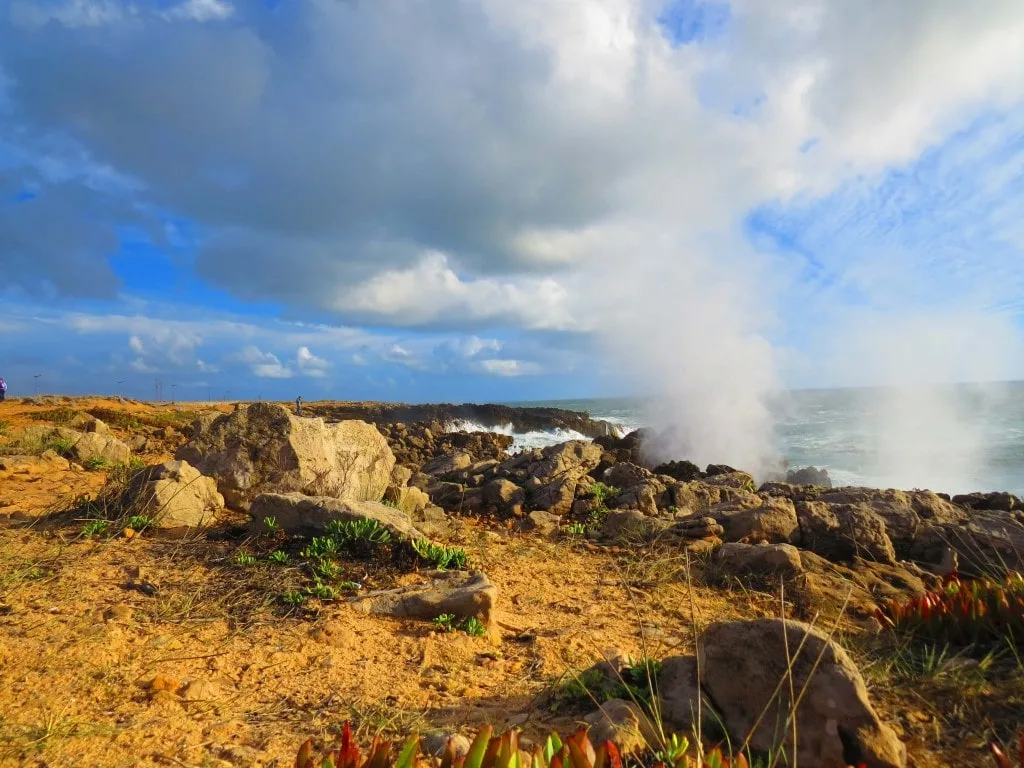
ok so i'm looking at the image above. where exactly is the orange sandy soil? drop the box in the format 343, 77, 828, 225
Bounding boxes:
0, 398, 1005, 768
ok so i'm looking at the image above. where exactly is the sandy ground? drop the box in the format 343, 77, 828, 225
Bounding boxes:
0, 397, 1017, 768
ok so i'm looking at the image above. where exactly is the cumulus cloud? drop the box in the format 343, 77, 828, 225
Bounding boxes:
228, 345, 293, 379
475, 359, 542, 377
296, 346, 329, 378
334, 252, 576, 331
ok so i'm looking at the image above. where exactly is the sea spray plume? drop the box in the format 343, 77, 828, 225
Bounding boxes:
591, 226, 783, 478
820, 310, 1023, 494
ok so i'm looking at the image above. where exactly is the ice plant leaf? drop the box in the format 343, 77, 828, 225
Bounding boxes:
464, 725, 494, 768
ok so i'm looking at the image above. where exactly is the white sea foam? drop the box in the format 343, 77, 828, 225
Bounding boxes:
444, 419, 592, 453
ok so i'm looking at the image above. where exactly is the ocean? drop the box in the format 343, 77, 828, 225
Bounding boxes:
461, 383, 1024, 496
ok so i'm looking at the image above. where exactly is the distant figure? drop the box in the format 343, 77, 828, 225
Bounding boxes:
0, 377, 6, 402
295, 395, 303, 416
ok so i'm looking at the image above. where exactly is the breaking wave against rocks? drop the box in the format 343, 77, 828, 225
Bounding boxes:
444, 419, 594, 453
440, 385, 1024, 496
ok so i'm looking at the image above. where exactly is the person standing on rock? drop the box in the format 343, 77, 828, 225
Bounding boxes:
295, 395, 302, 416
0, 377, 6, 402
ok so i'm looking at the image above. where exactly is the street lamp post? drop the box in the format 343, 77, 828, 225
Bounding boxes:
33, 374, 41, 395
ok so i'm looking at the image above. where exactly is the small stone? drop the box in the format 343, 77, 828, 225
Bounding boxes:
103, 604, 135, 623
422, 733, 471, 758
147, 674, 181, 693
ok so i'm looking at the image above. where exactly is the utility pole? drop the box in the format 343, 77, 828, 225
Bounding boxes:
117, 380, 125, 399
33, 374, 41, 395
154, 379, 163, 402
171, 384, 178, 404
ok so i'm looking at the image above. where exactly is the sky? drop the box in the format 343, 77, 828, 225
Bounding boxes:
1, 0, 1024, 404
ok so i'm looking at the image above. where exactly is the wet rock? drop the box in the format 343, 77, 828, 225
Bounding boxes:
651, 460, 703, 482
700, 618, 905, 768
786, 466, 833, 488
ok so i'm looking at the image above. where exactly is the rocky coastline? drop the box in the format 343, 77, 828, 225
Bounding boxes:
1, 395, 1022, 767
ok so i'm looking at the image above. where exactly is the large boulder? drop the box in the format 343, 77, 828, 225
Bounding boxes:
699, 619, 905, 768
499, 441, 602, 516
125, 460, 224, 529
713, 496, 799, 544
176, 403, 395, 509
786, 466, 833, 488
250, 493, 423, 540
657, 656, 719, 735
794, 488, 968, 566
70, 431, 132, 465
715, 542, 804, 578
421, 451, 474, 478
951, 491, 1021, 512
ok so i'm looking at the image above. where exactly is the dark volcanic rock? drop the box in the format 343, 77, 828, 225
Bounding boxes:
651, 459, 704, 482
951, 491, 1021, 512
705, 464, 739, 477
785, 466, 833, 488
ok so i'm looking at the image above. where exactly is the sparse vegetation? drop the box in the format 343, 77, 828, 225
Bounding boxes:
268, 549, 290, 565
125, 514, 152, 532
235, 553, 258, 566
411, 539, 468, 570
82, 456, 109, 472
81, 519, 109, 538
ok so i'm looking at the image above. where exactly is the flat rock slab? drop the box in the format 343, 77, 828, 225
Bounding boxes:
349, 570, 496, 626
250, 492, 424, 541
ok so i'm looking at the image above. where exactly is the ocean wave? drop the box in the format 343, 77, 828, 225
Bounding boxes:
444, 419, 591, 452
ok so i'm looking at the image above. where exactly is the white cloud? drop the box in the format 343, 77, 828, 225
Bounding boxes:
128, 335, 144, 353
228, 345, 293, 379
163, 0, 233, 22
336, 252, 577, 330
296, 345, 329, 378
129, 356, 158, 373
475, 358, 542, 377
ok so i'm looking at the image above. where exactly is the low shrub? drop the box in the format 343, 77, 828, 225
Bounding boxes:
83, 456, 110, 472
876, 570, 1024, 648
411, 539, 468, 570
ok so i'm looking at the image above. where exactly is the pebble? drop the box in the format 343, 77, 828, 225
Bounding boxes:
103, 604, 135, 623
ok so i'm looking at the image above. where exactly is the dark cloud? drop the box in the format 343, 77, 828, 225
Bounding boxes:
0, 0, 627, 313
